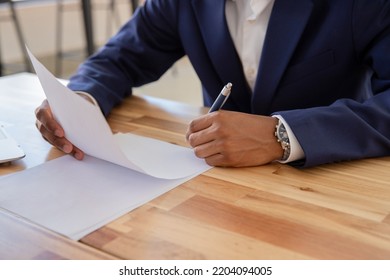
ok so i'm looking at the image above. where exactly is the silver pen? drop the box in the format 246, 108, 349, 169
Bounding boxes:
208, 83, 233, 113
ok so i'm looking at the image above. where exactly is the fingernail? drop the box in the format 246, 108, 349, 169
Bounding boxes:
54, 129, 62, 137
62, 144, 72, 153
74, 151, 83, 160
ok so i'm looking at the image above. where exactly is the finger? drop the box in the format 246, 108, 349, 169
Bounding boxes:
36, 120, 72, 152
187, 113, 224, 147
187, 127, 217, 148
51, 133, 85, 160
37, 120, 85, 160
71, 146, 85, 160
203, 153, 226, 167
192, 139, 221, 159
35, 100, 64, 138
186, 113, 215, 141
35, 100, 85, 160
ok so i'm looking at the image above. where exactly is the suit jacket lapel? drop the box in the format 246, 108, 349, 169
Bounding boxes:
252, 0, 314, 114
191, 0, 252, 112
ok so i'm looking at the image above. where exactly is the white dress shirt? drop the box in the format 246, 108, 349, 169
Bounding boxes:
225, 0, 305, 163
81, 0, 304, 163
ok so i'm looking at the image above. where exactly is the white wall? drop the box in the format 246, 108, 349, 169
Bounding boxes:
0, 0, 132, 62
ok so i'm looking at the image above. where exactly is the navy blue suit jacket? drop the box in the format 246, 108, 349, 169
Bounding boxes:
68, 0, 390, 167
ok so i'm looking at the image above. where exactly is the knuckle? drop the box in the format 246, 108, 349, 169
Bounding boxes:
212, 111, 224, 122
222, 153, 235, 165
187, 133, 196, 146
35, 102, 46, 117
193, 147, 203, 158
188, 120, 197, 133
204, 158, 214, 166
35, 100, 50, 122
188, 120, 195, 129
52, 137, 66, 150
210, 122, 225, 137
38, 123, 46, 135
215, 139, 229, 151
35, 107, 44, 121
36, 120, 46, 135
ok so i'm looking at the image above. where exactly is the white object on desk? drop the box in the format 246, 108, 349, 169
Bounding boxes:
27, 47, 207, 180
0, 123, 25, 164
0, 50, 212, 240
0, 155, 209, 240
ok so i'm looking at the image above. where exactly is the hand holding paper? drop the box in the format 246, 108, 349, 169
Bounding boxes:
0, 52, 212, 240
27, 48, 209, 179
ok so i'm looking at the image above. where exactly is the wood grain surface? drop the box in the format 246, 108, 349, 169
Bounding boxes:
1, 73, 390, 260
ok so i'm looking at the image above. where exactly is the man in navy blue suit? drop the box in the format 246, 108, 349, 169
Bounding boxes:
35, 0, 390, 168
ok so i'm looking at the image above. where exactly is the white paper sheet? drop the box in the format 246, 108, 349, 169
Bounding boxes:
27, 48, 207, 180
0, 155, 206, 240
0, 50, 212, 240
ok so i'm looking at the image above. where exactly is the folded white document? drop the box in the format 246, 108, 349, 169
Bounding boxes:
0, 50, 211, 240
27, 48, 208, 180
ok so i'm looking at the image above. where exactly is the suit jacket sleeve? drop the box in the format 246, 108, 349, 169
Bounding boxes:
67, 0, 184, 116
277, 0, 390, 167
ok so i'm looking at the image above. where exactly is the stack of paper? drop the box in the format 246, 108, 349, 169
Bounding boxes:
0, 50, 211, 240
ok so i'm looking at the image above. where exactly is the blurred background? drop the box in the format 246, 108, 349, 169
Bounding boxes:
0, 0, 202, 105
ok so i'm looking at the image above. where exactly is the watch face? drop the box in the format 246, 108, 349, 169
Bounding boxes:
275, 120, 291, 161
277, 123, 288, 141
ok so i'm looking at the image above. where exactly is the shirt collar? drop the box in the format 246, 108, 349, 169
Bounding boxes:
250, 0, 273, 19
230, 0, 273, 20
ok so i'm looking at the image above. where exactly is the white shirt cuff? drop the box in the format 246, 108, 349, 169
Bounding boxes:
76, 91, 99, 107
273, 115, 305, 163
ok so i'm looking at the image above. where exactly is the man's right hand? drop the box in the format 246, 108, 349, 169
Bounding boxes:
35, 99, 85, 160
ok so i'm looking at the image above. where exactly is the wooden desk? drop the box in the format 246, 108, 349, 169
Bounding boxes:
1, 73, 390, 260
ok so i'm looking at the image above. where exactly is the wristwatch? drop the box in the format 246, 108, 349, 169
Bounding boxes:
274, 118, 291, 161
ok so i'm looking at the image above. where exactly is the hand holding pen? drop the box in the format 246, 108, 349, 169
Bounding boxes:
186, 81, 282, 167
